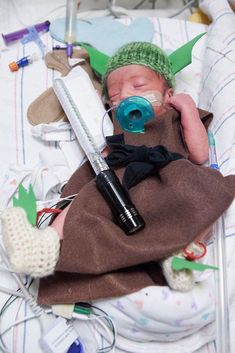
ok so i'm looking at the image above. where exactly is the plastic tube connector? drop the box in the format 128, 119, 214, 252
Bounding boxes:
9, 53, 38, 72
2, 20, 50, 45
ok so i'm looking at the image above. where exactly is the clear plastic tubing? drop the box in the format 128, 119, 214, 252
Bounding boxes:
208, 131, 230, 353
2, 20, 50, 45
65, 0, 77, 57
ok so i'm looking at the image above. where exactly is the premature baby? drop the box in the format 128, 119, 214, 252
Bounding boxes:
2, 42, 235, 303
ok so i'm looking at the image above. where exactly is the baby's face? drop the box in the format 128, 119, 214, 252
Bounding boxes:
106, 64, 172, 115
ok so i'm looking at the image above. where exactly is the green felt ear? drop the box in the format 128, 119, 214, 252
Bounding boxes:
172, 257, 218, 272
13, 184, 37, 226
168, 32, 206, 74
79, 33, 206, 78
79, 43, 109, 77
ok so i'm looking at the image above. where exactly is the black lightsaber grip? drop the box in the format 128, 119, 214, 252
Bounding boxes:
96, 169, 145, 235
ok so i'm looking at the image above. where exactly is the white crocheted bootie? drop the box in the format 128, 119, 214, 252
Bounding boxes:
161, 254, 195, 292
1, 207, 60, 278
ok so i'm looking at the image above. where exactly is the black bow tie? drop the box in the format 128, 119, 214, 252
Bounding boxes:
105, 134, 184, 191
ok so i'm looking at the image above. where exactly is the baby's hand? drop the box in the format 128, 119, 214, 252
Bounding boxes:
166, 93, 208, 164
101, 146, 110, 157
166, 93, 197, 114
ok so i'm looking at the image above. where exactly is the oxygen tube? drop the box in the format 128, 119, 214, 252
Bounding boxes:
208, 131, 230, 353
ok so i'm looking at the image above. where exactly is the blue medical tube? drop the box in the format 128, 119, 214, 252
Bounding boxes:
209, 131, 230, 353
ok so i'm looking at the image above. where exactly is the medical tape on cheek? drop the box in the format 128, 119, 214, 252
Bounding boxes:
143, 91, 163, 106
109, 91, 163, 108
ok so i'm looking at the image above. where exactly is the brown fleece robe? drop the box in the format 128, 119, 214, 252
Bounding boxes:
38, 108, 235, 305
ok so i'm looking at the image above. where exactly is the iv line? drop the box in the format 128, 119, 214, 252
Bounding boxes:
208, 130, 230, 353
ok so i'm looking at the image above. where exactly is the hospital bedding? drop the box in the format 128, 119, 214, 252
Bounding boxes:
0, 0, 235, 352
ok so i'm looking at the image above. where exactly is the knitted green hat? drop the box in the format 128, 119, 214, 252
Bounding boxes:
102, 41, 175, 98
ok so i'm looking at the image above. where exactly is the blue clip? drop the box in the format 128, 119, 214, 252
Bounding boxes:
20, 26, 46, 58
67, 339, 83, 353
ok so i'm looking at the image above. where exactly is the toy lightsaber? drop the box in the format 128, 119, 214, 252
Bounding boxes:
208, 131, 230, 353
53, 76, 145, 235
65, 0, 77, 57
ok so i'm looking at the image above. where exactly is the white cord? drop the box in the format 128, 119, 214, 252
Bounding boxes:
10, 296, 24, 353
0, 245, 34, 299
37, 193, 78, 207
0, 285, 25, 298
72, 312, 116, 353
0, 314, 36, 337
10, 0, 66, 27
168, 0, 196, 18
101, 106, 115, 142
0, 265, 18, 273
0, 244, 60, 353
0, 244, 49, 334
95, 316, 115, 353
105, 0, 129, 18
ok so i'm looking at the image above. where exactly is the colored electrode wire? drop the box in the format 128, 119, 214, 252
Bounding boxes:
36, 207, 62, 227
73, 304, 116, 352
79, 304, 116, 339
37, 194, 77, 228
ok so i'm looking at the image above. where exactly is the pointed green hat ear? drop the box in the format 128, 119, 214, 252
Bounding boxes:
168, 32, 206, 74
80, 32, 206, 78
79, 43, 109, 77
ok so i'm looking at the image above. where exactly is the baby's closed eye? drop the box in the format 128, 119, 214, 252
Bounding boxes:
109, 92, 120, 102
133, 83, 146, 88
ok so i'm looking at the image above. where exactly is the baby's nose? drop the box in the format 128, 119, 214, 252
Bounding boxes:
119, 85, 134, 101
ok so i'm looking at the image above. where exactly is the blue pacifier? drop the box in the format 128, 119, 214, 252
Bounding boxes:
115, 96, 154, 133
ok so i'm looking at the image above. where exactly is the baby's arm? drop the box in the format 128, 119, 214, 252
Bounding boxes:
167, 94, 209, 164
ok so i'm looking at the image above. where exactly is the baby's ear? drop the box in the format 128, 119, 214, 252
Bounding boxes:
164, 88, 174, 104
166, 88, 174, 98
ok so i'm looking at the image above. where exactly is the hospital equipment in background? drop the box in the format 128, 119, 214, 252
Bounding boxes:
2, 21, 50, 45
8, 53, 39, 72
65, 0, 78, 58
